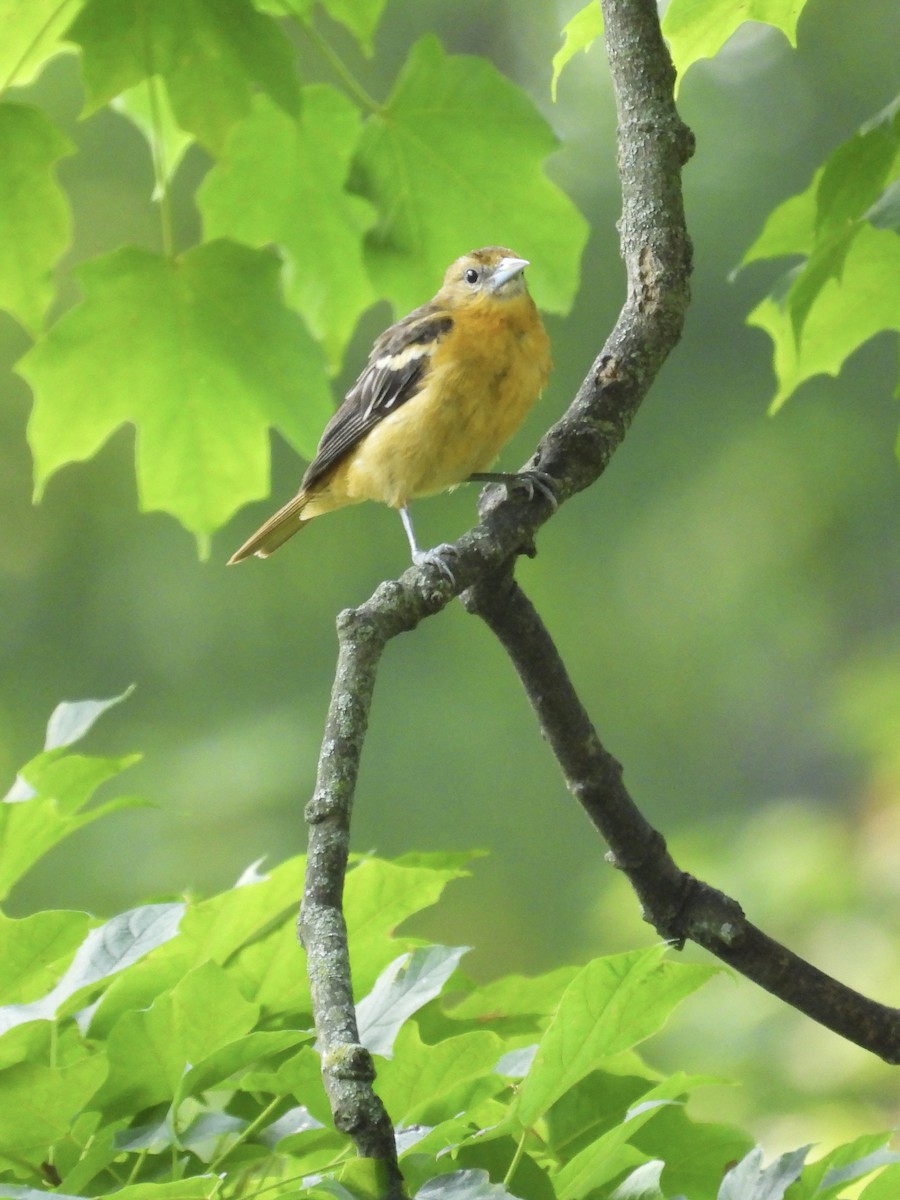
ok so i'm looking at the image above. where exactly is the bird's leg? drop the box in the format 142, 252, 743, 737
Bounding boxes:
467, 471, 558, 510
398, 505, 458, 584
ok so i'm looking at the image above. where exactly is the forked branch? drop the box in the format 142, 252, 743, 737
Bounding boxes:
297, 0, 899, 1184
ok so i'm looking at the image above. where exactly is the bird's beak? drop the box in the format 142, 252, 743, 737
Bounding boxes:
489, 256, 530, 291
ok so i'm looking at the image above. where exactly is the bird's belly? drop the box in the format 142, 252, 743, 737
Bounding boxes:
341, 354, 545, 507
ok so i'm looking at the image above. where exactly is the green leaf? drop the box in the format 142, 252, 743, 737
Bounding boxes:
374, 1022, 507, 1125
789, 1134, 900, 1199
357, 944, 469, 1057
632, 1104, 752, 1199
110, 1180, 219, 1200
814, 109, 900, 237
0, 751, 143, 901
447, 965, 579, 1021
177, 1028, 308, 1104
87, 857, 306, 1036
19, 241, 332, 546
544, 1071, 657, 1159
551, 3, 603, 101
865, 176, 900, 230
344, 855, 471, 990
198, 88, 377, 371
746, 224, 900, 413
0, 103, 73, 334
783, 104, 900, 338
0, 903, 185, 1034
663, 0, 808, 83
264, 1044, 332, 1126
0, 1057, 107, 1164
65, 0, 300, 153
0, 0, 83, 88
514, 946, 717, 1127
860, 1163, 900, 1199
319, 0, 387, 56
112, 79, 195, 195
95, 960, 258, 1116
352, 36, 587, 316
0, 910, 90, 1005
739, 101, 900, 350
740, 178, 818, 267
553, 1074, 711, 1200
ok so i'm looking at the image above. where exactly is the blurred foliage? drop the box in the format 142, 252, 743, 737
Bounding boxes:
3, 703, 899, 1198
0, 0, 898, 1166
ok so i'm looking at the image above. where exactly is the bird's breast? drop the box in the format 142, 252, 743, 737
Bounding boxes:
340, 302, 551, 508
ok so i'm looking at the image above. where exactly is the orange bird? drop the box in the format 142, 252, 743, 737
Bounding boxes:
229, 247, 552, 575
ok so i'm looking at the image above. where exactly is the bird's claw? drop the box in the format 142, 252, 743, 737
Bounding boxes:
507, 470, 558, 511
412, 543, 459, 585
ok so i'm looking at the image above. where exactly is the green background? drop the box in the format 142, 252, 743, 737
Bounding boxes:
1, 0, 898, 1153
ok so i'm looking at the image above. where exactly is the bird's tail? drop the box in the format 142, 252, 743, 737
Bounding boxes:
228, 491, 311, 564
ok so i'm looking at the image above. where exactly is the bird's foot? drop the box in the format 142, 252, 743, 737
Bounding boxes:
469, 470, 558, 510
508, 469, 558, 510
412, 542, 459, 585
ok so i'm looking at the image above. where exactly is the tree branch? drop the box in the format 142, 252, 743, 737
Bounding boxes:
464, 572, 900, 1063
297, 0, 898, 1178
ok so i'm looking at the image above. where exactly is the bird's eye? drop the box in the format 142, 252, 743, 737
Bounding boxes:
464, 267, 480, 285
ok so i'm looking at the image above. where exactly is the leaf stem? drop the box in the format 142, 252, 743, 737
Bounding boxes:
273, 0, 383, 115
503, 1130, 527, 1188
145, 75, 175, 259
206, 1094, 283, 1173
124, 1149, 148, 1187
0, 0, 76, 97
303, 22, 383, 114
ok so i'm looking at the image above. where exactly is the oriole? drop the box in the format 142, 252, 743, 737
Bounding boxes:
228, 246, 552, 574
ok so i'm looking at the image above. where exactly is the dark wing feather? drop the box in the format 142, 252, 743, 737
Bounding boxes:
302, 305, 453, 490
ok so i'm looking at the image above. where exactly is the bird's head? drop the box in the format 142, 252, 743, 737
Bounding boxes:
440, 246, 531, 305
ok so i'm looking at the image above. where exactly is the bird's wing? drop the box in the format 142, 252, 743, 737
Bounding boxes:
301, 304, 454, 490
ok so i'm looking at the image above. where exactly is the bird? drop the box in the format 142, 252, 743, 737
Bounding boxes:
228, 246, 553, 576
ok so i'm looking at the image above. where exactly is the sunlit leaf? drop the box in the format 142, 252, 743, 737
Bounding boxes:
352, 36, 588, 316
95, 960, 258, 1116
0, 102, 73, 334
345, 855, 471, 991
554, 1074, 710, 1199
663, 0, 808, 82
515, 947, 717, 1127
0, 910, 91, 1006
551, 3, 603, 101
109, 1180, 219, 1200
66, 0, 299, 152
859, 1163, 900, 1200
0, 902, 184, 1033
747, 224, 900, 413
199, 88, 376, 371
789, 1134, 900, 1199
0, 0, 83, 88
19, 241, 331, 546
0, 751, 143, 900
319, 0, 387, 55
447, 965, 579, 1021
375, 1022, 507, 1125
112, 78, 195, 195
0, 1058, 107, 1164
